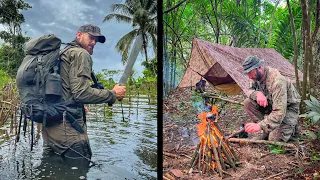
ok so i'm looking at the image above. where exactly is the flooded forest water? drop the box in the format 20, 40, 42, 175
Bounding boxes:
0, 94, 157, 180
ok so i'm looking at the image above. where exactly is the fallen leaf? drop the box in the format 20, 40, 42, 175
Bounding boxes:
170, 169, 185, 178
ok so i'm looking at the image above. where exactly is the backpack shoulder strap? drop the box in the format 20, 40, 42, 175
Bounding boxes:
60, 43, 74, 55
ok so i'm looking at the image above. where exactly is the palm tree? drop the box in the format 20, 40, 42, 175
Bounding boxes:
103, 0, 157, 64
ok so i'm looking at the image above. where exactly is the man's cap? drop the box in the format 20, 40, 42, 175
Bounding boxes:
78, 24, 106, 43
242, 56, 264, 74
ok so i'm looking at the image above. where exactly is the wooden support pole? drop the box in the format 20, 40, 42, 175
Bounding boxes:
190, 142, 200, 167
213, 122, 240, 162
208, 123, 223, 177
206, 95, 244, 105
217, 143, 226, 171
228, 138, 296, 148
164, 152, 180, 158
198, 145, 202, 174
221, 143, 236, 171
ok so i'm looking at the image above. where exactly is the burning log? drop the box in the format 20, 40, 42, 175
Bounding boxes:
190, 105, 239, 177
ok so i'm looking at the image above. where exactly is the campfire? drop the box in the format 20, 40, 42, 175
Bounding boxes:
189, 104, 239, 177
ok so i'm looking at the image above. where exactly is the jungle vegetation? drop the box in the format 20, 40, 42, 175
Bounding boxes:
163, 0, 320, 102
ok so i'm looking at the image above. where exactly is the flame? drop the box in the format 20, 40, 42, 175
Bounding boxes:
196, 104, 223, 170
194, 104, 238, 173
197, 105, 218, 136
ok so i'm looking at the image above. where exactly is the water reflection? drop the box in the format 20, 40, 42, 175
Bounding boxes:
0, 94, 157, 179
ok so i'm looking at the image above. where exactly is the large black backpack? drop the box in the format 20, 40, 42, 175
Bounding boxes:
16, 34, 84, 133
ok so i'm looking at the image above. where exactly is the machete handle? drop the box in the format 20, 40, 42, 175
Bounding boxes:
108, 83, 125, 106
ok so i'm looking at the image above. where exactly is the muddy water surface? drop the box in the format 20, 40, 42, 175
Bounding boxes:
0, 95, 157, 180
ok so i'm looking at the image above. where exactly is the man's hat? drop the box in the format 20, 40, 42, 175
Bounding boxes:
242, 56, 264, 74
78, 24, 106, 43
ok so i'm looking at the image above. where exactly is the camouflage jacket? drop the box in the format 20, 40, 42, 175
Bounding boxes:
247, 67, 301, 131
60, 40, 116, 105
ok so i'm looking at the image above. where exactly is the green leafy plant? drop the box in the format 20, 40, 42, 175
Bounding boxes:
300, 96, 320, 124
296, 167, 303, 174
268, 145, 286, 154
309, 148, 320, 161
0, 69, 11, 89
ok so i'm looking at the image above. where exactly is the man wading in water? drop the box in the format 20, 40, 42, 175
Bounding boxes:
42, 24, 126, 160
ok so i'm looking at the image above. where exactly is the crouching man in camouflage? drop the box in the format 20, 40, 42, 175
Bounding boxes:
242, 56, 300, 142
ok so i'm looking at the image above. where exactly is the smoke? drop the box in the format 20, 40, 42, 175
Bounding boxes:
190, 93, 211, 113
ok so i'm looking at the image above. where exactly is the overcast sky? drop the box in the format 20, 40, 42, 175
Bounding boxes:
20, 0, 153, 79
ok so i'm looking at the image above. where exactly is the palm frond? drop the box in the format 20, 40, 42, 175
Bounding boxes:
103, 14, 132, 23
144, 0, 157, 13
110, 4, 134, 16
149, 3, 157, 15
150, 15, 157, 22
115, 29, 139, 63
104, 0, 157, 61
127, 0, 141, 11
149, 33, 157, 53
304, 96, 320, 124
145, 23, 157, 35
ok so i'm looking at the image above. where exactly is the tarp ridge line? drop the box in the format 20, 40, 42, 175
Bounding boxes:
195, 39, 212, 70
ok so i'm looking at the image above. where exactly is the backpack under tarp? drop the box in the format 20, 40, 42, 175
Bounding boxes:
16, 34, 84, 134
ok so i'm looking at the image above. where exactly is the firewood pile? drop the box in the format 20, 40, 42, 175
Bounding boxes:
189, 105, 240, 177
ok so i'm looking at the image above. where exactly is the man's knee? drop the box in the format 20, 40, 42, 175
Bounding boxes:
268, 129, 282, 142
244, 98, 256, 111
63, 142, 92, 159
268, 125, 295, 142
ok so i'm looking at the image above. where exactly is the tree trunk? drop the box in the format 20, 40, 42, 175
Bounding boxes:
287, 0, 300, 93
308, 0, 315, 96
268, 0, 281, 48
163, 0, 170, 96
312, 2, 320, 98
301, 0, 312, 112
143, 35, 148, 62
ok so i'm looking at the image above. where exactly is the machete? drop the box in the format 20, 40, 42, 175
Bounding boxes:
108, 34, 144, 106
119, 34, 143, 86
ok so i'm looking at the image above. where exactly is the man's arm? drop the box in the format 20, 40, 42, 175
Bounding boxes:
68, 50, 117, 104
247, 81, 259, 100
258, 77, 288, 132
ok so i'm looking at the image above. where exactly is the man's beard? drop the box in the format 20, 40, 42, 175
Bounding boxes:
256, 69, 262, 81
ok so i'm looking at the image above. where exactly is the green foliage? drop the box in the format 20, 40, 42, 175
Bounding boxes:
267, 3, 303, 62
141, 57, 157, 77
109, 139, 116, 144
93, 67, 157, 97
103, 0, 157, 64
306, 148, 320, 163
0, 44, 25, 77
300, 96, 320, 124
0, 69, 12, 89
0, 0, 31, 47
95, 69, 122, 90
0, 0, 31, 77
163, 0, 317, 95
267, 145, 287, 154
296, 167, 303, 174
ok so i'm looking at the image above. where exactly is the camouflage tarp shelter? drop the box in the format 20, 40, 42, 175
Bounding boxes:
178, 38, 303, 95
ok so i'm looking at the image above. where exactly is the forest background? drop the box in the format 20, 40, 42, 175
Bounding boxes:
163, 0, 320, 123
